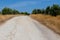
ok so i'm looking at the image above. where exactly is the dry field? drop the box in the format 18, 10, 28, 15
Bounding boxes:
0, 15, 16, 24
30, 14, 60, 35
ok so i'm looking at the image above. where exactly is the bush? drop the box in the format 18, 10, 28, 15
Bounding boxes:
32, 4, 60, 16
2, 7, 13, 15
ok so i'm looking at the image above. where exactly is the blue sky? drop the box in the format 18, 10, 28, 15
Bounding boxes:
0, 0, 60, 13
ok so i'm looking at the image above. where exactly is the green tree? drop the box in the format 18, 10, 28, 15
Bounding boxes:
41, 9, 45, 13
2, 7, 13, 15
32, 9, 37, 14
32, 9, 41, 14
50, 4, 60, 16
0, 11, 2, 14
21, 12, 29, 15
12, 10, 20, 14
46, 6, 51, 15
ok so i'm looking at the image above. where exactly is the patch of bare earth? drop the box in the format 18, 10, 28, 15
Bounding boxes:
30, 14, 60, 35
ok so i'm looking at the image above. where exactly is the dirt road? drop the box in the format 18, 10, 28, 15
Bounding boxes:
0, 16, 60, 40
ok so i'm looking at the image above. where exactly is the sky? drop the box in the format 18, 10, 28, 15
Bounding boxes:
0, 0, 60, 13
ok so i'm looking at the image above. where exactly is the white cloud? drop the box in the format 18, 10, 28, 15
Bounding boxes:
9, 1, 37, 8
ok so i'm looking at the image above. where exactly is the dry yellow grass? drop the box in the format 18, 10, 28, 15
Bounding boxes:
0, 15, 15, 24
30, 14, 60, 35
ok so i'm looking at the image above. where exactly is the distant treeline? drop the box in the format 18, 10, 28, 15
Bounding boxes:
0, 7, 30, 15
0, 4, 60, 16
32, 4, 60, 16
